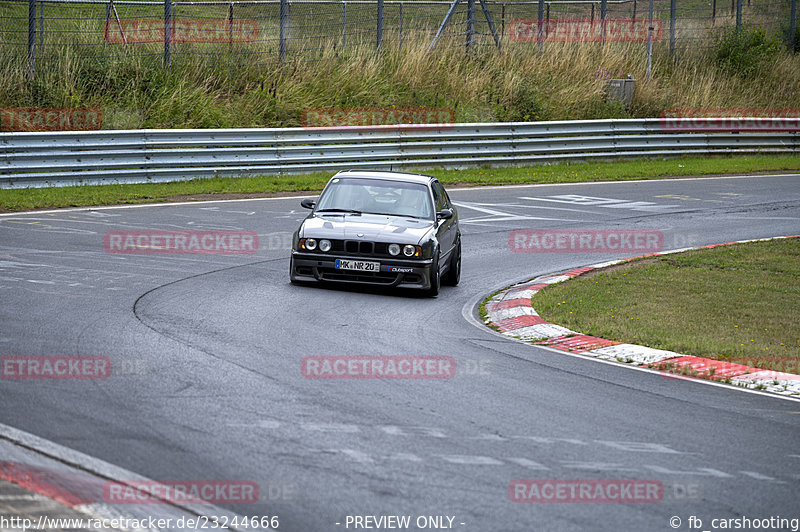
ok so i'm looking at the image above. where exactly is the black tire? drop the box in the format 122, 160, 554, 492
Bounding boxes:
425, 252, 440, 297
442, 239, 461, 286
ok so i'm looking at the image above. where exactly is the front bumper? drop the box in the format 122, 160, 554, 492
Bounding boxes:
291, 251, 433, 289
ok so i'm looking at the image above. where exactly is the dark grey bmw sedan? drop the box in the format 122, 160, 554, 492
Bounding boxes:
290, 170, 461, 296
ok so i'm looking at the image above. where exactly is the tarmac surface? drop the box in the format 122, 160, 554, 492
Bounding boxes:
1, 173, 799, 531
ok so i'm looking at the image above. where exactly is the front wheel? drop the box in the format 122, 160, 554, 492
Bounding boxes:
442, 240, 461, 286
425, 252, 440, 297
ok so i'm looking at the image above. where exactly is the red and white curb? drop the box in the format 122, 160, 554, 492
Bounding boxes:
0, 422, 245, 531
483, 235, 800, 398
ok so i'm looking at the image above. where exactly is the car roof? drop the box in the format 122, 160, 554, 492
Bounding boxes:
331, 170, 434, 185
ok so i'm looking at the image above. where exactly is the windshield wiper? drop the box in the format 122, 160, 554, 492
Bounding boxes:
316, 208, 362, 215
361, 211, 424, 219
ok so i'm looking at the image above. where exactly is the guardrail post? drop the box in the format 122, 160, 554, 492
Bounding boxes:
736, 0, 742, 29
600, 0, 607, 44
377, 0, 384, 51
669, 0, 676, 57
164, 0, 171, 67
537, 0, 544, 53
790, 0, 797, 50
27, 0, 35, 79
280, 0, 289, 61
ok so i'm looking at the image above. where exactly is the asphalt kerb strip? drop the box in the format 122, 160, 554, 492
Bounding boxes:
482, 235, 800, 398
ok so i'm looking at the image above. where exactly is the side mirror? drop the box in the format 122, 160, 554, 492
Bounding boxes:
437, 208, 454, 220
301, 198, 316, 209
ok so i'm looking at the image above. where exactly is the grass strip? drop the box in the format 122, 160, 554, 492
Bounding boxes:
533, 238, 800, 374
2, 154, 799, 212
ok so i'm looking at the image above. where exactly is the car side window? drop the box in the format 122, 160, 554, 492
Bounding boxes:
441, 187, 452, 209
431, 182, 443, 212
432, 181, 447, 211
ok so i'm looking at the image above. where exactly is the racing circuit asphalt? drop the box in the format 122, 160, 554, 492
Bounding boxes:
1, 174, 799, 531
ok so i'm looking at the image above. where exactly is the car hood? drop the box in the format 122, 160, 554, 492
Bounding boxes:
301, 213, 434, 244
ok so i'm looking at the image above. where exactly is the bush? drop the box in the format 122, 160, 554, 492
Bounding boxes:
713, 26, 783, 77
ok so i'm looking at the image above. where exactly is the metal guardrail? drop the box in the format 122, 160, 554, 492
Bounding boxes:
1, 118, 798, 188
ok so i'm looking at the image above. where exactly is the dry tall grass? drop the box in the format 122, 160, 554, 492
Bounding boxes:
1, 25, 798, 129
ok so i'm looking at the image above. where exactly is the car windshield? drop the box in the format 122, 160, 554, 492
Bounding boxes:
316, 177, 433, 219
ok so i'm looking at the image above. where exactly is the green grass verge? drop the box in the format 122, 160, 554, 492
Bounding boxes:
533, 238, 800, 374
2, 154, 799, 212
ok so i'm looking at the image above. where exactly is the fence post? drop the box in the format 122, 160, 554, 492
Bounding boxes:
342, 1, 346, 48
537, 0, 544, 53
398, 2, 403, 49
228, 2, 234, 47
39, 1, 44, 49
501, 3, 505, 37
466, 0, 475, 52
646, 0, 653, 79
736, 0, 742, 29
669, 0, 676, 57
600, 0, 607, 44
27, 0, 35, 79
712, 0, 716, 25
163, 0, 171, 67
791, 0, 797, 50
280, 0, 288, 61
632, 0, 637, 21
377, 0, 384, 51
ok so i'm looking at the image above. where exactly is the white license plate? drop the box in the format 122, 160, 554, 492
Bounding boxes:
335, 259, 380, 272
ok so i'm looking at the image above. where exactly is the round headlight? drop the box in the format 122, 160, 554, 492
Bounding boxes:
305, 238, 317, 250
388, 244, 401, 256
403, 245, 416, 257
319, 239, 332, 252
